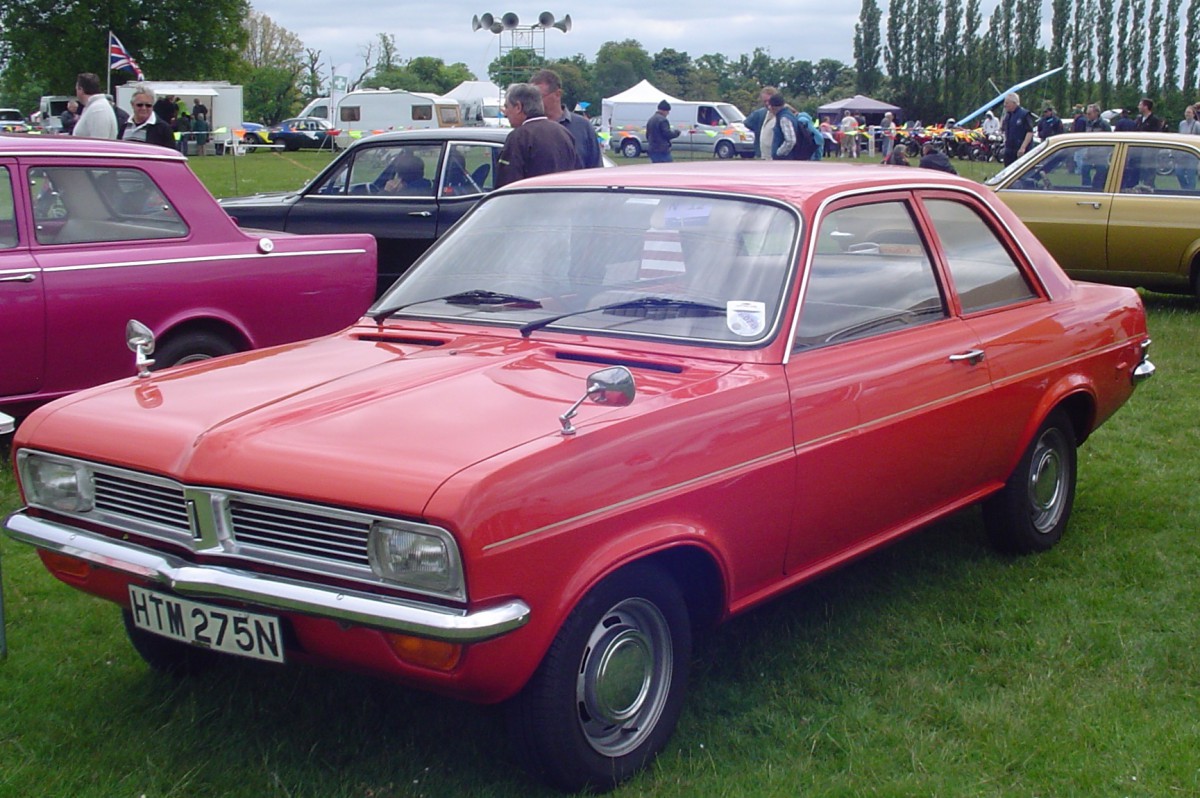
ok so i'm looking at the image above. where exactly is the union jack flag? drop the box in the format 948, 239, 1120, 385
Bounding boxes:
109, 31, 144, 80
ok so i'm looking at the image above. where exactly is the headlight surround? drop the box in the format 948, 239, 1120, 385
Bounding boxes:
368, 522, 462, 595
18, 452, 95, 513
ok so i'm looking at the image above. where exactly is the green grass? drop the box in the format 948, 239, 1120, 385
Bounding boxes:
1, 160, 1196, 796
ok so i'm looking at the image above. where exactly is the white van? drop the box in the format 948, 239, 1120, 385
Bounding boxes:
606, 100, 754, 159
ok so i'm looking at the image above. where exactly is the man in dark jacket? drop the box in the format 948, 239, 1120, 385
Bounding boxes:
646, 100, 681, 163
1001, 92, 1034, 165
1037, 106, 1064, 141
121, 87, 176, 148
1134, 98, 1165, 132
496, 83, 578, 187
530, 69, 601, 169
918, 142, 957, 174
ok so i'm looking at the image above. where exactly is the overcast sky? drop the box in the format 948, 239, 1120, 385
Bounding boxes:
249, 1, 866, 87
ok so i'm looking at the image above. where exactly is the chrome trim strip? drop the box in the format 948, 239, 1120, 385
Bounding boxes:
3, 512, 529, 643
40, 248, 369, 273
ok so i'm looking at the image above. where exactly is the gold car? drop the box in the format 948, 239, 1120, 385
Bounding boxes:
988, 132, 1200, 299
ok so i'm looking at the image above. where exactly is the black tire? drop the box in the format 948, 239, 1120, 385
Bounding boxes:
122, 609, 219, 675
283, 139, 300, 152
152, 331, 239, 369
714, 140, 735, 159
621, 139, 641, 159
982, 409, 1077, 554
507, 563, 691, 792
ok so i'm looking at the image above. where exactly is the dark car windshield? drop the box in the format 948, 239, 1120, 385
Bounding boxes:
371, 190, 800, 346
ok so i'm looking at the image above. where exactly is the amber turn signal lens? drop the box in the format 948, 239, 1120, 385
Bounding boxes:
385, 633, 463, 671
40, 550, 92, 580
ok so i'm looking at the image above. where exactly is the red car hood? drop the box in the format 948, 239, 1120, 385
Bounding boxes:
20, 328, 737, 517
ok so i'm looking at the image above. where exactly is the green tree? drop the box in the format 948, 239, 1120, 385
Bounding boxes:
1165, 0, 1183, 92
854, 0, 884, 95
1146, 0, 1163, 94
941, 0, 964, 116
1095, 0, 1114, 108
372, 57, 474, 93
1185, 0, 1200, 96
592, 40, 652, 100
1127, 0, 1146, 98
487, 47, 546, 87
0, 0, 249, 111
244, 66, 299, 124
1116, 0, 1131, 96
651, 48, 691, 98
1050, 0, 1072, 111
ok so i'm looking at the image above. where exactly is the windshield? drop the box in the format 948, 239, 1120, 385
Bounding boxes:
985, 139, 1050, 186
716, 104, 746, 124
372, 190, 799, 346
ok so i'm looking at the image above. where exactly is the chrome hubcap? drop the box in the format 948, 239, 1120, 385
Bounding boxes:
576, 597, 672, 757
1028, 429, 1067, 533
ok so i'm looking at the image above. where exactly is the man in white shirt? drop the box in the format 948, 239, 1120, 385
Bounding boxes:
72, 72, 118, 139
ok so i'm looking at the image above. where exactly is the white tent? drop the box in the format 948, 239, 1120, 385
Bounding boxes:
445, 80, 506, 126
600, 80, 684, 135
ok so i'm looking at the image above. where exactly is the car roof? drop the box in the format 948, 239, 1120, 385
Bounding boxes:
1032, 131, 1200, 146
512, 160, 986, 207
0, 133, 187, 160
346, 127, 511, 149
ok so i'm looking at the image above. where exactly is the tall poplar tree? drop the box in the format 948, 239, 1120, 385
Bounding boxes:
1146, 0, 1163, 94
1096, 0, 1116, 108
1128, 0, 1147, 96
1185, 0, 1200, 96
942, 0, 964, 114
1116, 0, 1132, 95
1051, 0, 1073, 110
1165, 0, 1183, 92
854, 0, 884, 95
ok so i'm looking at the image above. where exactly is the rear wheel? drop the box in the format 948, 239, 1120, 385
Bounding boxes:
152, 331, 239, 369
983, 409, 1077, 554
507, 563, 691, 792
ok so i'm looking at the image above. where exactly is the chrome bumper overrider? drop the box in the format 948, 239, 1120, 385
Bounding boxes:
4, 512, 530, 643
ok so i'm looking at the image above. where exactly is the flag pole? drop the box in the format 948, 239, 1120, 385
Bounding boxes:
106, 30, 112, 99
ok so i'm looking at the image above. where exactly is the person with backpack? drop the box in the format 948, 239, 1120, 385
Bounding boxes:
765, 94, 796, 159
793, 110, 821, 161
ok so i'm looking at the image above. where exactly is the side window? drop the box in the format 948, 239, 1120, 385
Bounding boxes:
340, 106, 361, 123
1014, 145, 1114, 192
30, 166, 187, 245
1122, 145, 1200, 194
796, 201, 947, 350
924, 199, 1037, 313
0, 166, 16, 248
412, 105, 433, 122
345, 144, 442, 197
441, 143, 496, 196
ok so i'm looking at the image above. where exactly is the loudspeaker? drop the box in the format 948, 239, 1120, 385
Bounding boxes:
538, 11, 555, 27
553, 14, 572, 32
479, 12, 495, 28
489, 21, 504, 33
471, 14, 484, 31
502, 12, 520, 28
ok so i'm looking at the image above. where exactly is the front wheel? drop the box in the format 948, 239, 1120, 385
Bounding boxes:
982, 409, 1077, 554
714, 140, 735, 159
507, 563, 691, 792
152, 331, 239, 369
621, 139, 641, 159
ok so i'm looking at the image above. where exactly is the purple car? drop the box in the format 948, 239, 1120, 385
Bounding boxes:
0, 134, 377, 415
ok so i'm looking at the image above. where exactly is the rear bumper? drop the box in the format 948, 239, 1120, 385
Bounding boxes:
4, 511, 530, 643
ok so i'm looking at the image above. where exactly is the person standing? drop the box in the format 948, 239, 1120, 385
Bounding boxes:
743, 87, 778, 159
646, 100, 681, 163
880, 111, 896, 158
1037, 106, 1064, 141
1134, 98, 1165, 132
1179, 104, 1200, 135
530, 69, 601, 169
1001, 92, 1034, 165
765, 94, 797, 160
121, 86, 175, 148
59, 100, 79, 134
495, 83, 578, 187
839, 110, 860, 157
72, 73, 118, 139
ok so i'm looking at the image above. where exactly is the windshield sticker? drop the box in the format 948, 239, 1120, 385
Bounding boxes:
727, 300, 766, 337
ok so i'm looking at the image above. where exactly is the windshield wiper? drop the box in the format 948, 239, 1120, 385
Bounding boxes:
519, 296, 726, 338
371, 289, 542, 324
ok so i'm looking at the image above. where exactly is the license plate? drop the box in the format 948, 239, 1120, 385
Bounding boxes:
128, 585, 285, 663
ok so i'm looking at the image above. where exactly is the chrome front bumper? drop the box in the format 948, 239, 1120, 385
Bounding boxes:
4, 512, 530, 643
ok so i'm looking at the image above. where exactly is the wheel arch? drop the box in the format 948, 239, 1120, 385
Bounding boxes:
155, 315, 250, 355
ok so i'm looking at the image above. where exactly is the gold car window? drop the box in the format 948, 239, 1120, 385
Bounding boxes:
1014, 145, 1113, 193
1120, 146, 1200, 195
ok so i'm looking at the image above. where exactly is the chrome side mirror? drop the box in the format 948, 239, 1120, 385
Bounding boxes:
125, 319, 156, 378
559, 366, 636, 436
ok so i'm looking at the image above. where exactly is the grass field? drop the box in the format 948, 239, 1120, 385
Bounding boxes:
0, 151, 1196, 797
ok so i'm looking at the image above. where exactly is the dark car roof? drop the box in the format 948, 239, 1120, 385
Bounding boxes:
344, 127, 511, 150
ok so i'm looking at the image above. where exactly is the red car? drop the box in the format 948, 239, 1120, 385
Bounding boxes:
4, 162, 1153, 791
0, 134, 376, 414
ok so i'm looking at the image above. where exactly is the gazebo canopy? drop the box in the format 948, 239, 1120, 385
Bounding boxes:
816, 94, 901, 115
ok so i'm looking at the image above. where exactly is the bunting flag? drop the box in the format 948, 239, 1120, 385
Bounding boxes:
109, 31, 145, 79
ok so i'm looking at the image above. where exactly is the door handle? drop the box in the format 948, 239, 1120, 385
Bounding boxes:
408, 211, 433, 217
1075, 201, 1102, 209
948, 349, 985, 365
0, 273, 36, 283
